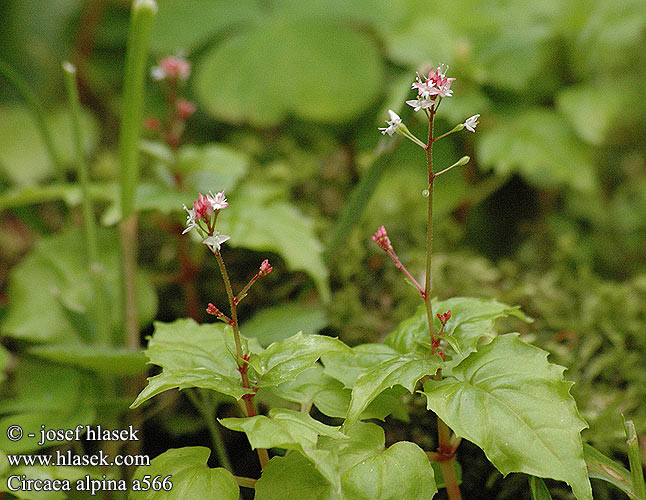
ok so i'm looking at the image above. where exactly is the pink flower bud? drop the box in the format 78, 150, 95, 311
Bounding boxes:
206, 303, 222, 316
193, 193, 212, 219
258, 259, 273, 277
372, 226, 392, 251
145, 117, 161, 131
176, 99, 196, 120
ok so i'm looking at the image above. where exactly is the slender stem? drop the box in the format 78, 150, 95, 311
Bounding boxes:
384, 248, 425, 298
186, 389, 233, 472
214, 251, 243, 359
213, 249, 269, 469
424, 111, 436, 338
0, 59, 64, 180
117, 0, 156, 349
235, 476, 257, 489
235, 274, 260, 305
62, 62, 110, 345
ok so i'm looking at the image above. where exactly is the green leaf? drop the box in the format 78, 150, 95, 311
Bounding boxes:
27, 344, 148, 376
0, 106, 99, 186
583, 443, 640, 500
195, 19, 383, 126
271, 365, 409, 422
477, 109, 597, 192
150, 0, 262, 53
256, 422, 436, 500
385, 297, 529, 366
0, 345, 9, 384
174, 143, 250, 193
322, 343, 404, 387
254, 450, 336, 500
1, 228, 157, 343
243, 303, 328, 346
556, 82, 638, 145
344, 353, 442, 428
130, 447, 238, 500
529, 476, 553, 500
219, 186, 330, 301
340, 441, 437, 500
131, 319, 260, 407
249, 332, 351, 387
422, 334, 592, 500
0, 359, 97, 453
219, 408, 346, 451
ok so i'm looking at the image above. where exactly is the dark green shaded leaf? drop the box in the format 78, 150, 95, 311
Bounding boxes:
243, 303, 328, 347
27, 345, 147, 376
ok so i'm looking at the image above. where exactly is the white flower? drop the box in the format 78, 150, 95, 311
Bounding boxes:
378, 109, 402, 136
464, 114, 480, 133
405, 99, 435, 112
150, 66, 165, 81
182, 204, 197, 234
207, 191, 228, 210
203, 231, 231, 252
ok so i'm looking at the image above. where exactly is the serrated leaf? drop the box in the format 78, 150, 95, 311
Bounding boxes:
130, 447, 238, 500
340, 441, 437, 500
1, 228, 157, 343
422, 334, 592, 500
243, 303, 328, 347
27, 345, 147, 376
219, 408, 346, 451
385, 297, 529, 366
131, 319, 261, 407
249, 332, 351, 387
477, 109, 596, 192
256, 422, 436, 500
195, 19, 383, 126
344, 353, 442, 428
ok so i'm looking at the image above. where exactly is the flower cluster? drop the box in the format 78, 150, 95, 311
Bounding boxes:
406, 64, 455, 112
371, 225, 392, 251
151, 55, 191, 83
183, 191, 231, 252
146, 55, 196, 150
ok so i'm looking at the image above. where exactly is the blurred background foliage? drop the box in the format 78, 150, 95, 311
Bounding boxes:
1, 0, 645, 498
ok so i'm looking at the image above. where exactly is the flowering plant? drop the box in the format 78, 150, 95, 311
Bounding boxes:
128, 65, 635, 500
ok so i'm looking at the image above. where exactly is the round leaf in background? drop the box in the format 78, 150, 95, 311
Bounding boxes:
195, 20, 383, 126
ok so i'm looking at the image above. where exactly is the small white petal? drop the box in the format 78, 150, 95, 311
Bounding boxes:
406, 99, 434, 112
202, 232, 231, 252
464, 114, 480, 133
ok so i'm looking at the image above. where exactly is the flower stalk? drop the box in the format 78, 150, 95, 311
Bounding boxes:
376, 63, 479, 500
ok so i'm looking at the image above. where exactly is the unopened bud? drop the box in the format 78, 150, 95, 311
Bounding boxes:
372, 226, 392, 251
145, 117, 161, 131
258, 259, 273, 277
176, 99, 196, 120
206, 303, 222, 316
